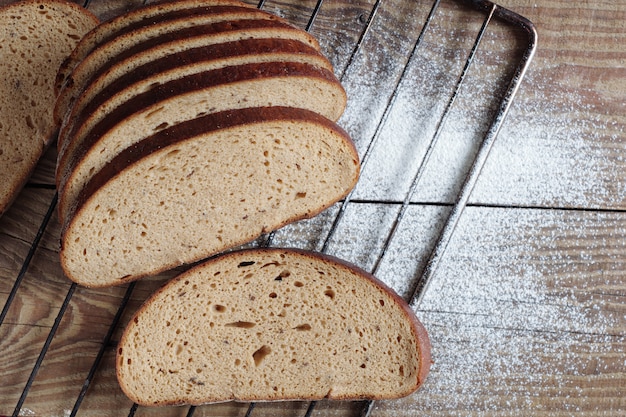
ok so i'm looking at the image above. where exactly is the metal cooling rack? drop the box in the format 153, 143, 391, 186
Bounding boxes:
0, 0, 536, 416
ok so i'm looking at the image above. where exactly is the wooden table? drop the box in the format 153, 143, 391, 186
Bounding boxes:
1, 0, 624, 415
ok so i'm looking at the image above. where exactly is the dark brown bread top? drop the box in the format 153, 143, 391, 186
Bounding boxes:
62, 106, 359, 233
57, 60, 346, 198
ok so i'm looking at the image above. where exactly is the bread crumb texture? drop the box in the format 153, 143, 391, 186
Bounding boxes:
0, 0, 97, 216
116, 249, 426, 406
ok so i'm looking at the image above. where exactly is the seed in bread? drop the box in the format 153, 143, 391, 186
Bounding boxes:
60, 107, 360, 287
0, 0, 98, 218
115, 248, 431, 406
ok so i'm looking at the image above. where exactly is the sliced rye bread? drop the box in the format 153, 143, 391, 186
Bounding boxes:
60, 106, 360, 287
56, 37, 333, 181
0, 0, 98, 218
54, 8, 320, 124
54, 0, 255, 95
55, 20, 333, 149
56, 62, 347, 223
116, 247, 430, 406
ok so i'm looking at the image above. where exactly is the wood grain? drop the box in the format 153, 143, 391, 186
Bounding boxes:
0, 0, 624, 416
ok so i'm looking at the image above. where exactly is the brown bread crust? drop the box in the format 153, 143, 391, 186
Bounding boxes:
54, 0, 261, 94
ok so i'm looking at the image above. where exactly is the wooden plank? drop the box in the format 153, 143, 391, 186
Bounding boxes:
378, 206, 626, 415
470, 0, 626, 210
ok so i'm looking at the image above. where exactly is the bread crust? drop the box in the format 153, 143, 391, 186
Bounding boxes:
116, 248, 430, 405
56, 18, 325, 157
57, 37, 330, 145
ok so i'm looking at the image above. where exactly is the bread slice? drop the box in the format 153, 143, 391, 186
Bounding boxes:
0, 0, 98, 218
54, 0, 255, 95
54, 8, 320, 124
116, 247, 431, 406
56, 62, 347, 223
55, 20, 333, 153
60, 107, 360, 287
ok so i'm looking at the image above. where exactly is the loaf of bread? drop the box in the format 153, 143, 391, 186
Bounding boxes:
56, 61, 347, 223
60, 107, 360, 287
54, 0, 256, 98
55, 29, 331, 140
116, 248, 431, 406
55, 21, 334, 167
0, 0, 98, 218
54, 6, 320, 124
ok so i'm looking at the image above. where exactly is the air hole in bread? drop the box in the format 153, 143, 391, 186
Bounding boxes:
294, 281, 304, 287
225, 321, 256, 329
145, 105, 164, 119
238, 261, 255, 268
294, 324, 311, 331
269, 292, 277, 298
274, 270, 291, 281
252, 345, 271, 366
213, 304, 226, 313
295, 192, 306, 199
324, 289, 335, 299
25, 115, 35, 129
379, 299, 385, 307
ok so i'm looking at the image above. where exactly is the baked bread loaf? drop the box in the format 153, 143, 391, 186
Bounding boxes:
55, 20, 332, 156
57, 32, 333, 149
54, 8, 320, 124
0, 0, 98, 218
56, 61, 347, 223
58, 38, 331, 151
60, 107, 360, 287
116, 248, 431, 406
54, 0, 255, 96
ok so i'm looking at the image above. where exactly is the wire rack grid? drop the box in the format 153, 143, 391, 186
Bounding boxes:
0, 0, 536, 415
